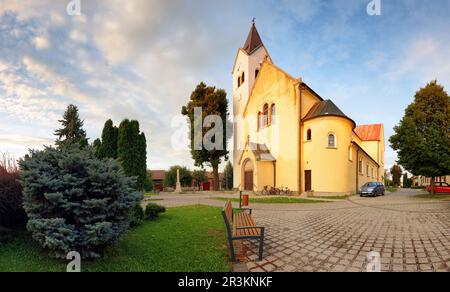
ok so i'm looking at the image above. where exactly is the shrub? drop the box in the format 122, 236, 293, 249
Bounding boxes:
0, 154, 27, 230
130, 205, 145, 227
19, 146, 143, 259
0, 226, 11, 242
145, 203, 166, 221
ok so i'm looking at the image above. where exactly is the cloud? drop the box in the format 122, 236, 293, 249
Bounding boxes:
383, 37, 450, 86
33, 35, 50, 50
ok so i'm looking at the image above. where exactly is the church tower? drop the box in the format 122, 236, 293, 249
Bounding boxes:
232, 22, 272, 189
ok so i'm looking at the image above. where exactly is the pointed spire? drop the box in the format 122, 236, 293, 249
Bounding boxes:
243, 20, 264, 55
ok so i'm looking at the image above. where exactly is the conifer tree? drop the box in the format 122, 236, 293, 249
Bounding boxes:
54, 104, 88, 148
117, 119, 148, 190
98, 119, 118, 159
19, 147, 142, 259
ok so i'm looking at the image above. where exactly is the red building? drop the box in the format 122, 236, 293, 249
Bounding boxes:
150, 170, 166, 192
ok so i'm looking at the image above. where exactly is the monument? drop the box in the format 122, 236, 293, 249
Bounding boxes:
175, 168, 182, 193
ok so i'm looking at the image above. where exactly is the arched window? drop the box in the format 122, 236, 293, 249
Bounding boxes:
237, 76, 241, 87
270, 104, 276, 125
328, 134, 336, 148
348, 146, 353, 161
263, 104, 269, 127
359, 159, 363, 173
241, 72, 245, 84
257, 112, 261, 130
306, 129, 312, 141
255, 69, 260, 78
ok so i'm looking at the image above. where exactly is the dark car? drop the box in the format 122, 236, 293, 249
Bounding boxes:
359, 182, 385, 197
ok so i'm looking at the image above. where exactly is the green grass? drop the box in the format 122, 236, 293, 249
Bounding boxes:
0, 206, 230, 272
144, 192, 160, 197
211, 196, 326, 204
387, 187, 398, 193
412, 194, 450, 201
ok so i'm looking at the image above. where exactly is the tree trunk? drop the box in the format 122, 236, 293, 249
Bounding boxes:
430, 178, 436, 195
212, 164, 220, 191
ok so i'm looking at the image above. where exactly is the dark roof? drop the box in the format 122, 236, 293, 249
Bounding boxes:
243, 23, 264, 55
249, 143, 276, 161
303, 100, 353, 125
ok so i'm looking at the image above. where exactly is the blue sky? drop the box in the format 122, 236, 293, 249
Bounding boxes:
1, 0, 449, 171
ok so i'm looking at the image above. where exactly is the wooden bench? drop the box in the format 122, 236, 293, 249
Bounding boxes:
222, 201, 265, 262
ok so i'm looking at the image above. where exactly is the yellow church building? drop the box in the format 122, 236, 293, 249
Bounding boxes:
232, 23, 385, 196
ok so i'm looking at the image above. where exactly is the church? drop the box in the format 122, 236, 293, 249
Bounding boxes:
232, 23, 385, 196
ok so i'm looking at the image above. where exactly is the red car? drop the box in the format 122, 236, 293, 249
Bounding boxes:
427, 182, 450, 194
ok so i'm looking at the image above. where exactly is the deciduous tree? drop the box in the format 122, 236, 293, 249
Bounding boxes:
182, 82, 230, 191
389, 81, 450, 194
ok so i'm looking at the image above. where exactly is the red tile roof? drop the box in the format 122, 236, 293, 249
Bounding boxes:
354, 124, 383, 141
150, 170, 166, 181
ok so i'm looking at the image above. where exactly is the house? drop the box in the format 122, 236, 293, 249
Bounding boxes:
232, 23, 385, 196
412, 175, 450, 187
150, 170, 166, 192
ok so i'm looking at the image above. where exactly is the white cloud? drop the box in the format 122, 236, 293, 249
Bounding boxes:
384, 37, 450, 86
33, 35, 50, 50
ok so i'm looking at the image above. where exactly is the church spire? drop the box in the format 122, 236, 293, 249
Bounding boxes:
243, 20, 264, 55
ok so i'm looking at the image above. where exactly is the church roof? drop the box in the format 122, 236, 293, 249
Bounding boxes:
243, 23, 264, 55
354, 124, 383, 141
249, 143, 276, 162
304, 100, 352, 122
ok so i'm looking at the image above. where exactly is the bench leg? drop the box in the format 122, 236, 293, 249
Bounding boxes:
258, 229, 265, 261
228, 238, 236, 262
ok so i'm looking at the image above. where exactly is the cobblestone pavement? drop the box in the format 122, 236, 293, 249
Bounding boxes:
152, 189, 450, 272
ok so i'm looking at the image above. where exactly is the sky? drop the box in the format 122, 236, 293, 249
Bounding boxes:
0, 0, 449, 172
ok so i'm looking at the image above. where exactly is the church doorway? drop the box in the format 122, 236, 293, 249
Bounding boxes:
243, 159, 254, 191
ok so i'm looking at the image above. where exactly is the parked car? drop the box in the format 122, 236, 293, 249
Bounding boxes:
426, 182, 450, 194
359, 182, 385, 197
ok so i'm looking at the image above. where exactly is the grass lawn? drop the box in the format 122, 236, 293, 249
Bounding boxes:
0, 205, 230, 272
212, 196, 326, 204
413, 194, 450, 201
387, 187, 398, 193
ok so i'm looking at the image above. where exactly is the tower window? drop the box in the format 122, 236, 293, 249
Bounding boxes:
328, 134, 336, 148
263, 104, 269, 127
255, 69, 260, 79
241, 72, 245, 85
257, 112, 261, 129
270, 104, 276, 125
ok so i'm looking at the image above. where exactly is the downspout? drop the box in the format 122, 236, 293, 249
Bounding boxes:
273, 161, 277, 187
298, 82, 303, 195
356, 148, 360, 193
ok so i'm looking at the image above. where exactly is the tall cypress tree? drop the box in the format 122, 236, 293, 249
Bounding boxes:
118, 119, 147, 190
98, 119, 118, 159
54, 104, 88, 148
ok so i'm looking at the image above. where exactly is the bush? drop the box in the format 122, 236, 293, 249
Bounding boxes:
145, 204, 166, 221
0, 154, 27, 230
130, 205, 145, 227
19, 146, 143, 259
0, 226, 11, 242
